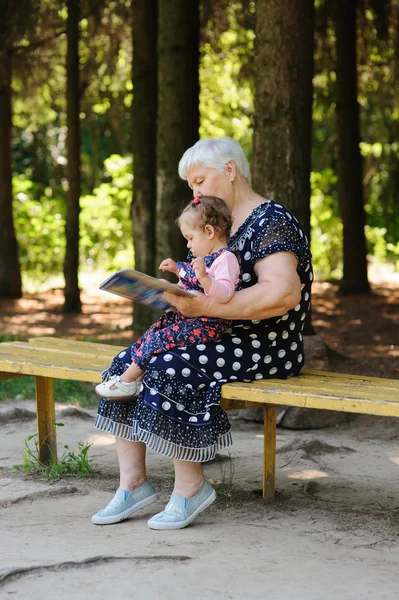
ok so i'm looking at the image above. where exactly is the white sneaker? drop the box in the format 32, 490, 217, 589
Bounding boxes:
95, 375, 140, 401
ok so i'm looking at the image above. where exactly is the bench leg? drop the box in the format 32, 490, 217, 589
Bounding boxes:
35, 376, 57, 464
263, 404, 276, 502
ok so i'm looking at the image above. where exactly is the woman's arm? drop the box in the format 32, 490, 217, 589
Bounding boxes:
164, 251, 301, 320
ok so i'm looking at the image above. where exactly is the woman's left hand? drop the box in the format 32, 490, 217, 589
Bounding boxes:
163, 290, 210, 318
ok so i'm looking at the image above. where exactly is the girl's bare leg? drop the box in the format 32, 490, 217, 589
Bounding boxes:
117, 438, 147, 490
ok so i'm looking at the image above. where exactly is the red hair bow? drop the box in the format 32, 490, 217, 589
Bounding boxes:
192, 197, 201, 205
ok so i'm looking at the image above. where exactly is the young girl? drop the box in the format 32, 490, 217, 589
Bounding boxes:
96, 195, 240, 401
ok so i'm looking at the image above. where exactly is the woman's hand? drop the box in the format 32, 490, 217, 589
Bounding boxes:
163, 290, 212, 318
159, 258, 178, 276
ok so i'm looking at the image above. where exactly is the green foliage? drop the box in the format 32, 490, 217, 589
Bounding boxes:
0, 376, 99, 407
15, 428, 95, 483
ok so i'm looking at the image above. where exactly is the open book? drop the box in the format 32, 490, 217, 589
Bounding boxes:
99, 268, 194, 311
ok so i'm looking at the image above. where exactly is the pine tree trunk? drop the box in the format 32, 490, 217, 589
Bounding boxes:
63, 0, 82, 312
131, 0, 159, 332
0, 49, 22, 298
156, 0, 200, 271
335, 0, 370, 294
252, 0, 314, 242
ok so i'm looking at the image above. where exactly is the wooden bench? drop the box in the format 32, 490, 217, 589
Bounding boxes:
1, 336, 398, 502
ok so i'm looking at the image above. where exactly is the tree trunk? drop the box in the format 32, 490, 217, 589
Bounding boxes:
63, 0, 82, 312
131, 0, 159, 332
252, 0, 314, 242
335, 0, 370, 294
156, 0, 200, 272
0, 49, 22, 298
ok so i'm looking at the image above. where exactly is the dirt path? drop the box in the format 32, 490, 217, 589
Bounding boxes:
0, 278, 398, 598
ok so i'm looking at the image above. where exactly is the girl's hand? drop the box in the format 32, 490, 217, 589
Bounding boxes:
191, 257, 207, 281
159, 258, 178, 275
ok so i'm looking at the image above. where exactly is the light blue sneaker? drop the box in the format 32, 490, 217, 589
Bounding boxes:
147, 480, 216, 530
92, 482, 158, 525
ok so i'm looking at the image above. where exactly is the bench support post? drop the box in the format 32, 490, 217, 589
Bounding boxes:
263, 404, 276, 502
35, 376, 57, 464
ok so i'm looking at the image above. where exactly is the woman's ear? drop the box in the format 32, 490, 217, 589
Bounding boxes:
204, 224, 215, 239
226, 160, 237, 183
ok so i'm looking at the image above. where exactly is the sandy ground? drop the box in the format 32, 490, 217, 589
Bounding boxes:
1, 399, 398, 600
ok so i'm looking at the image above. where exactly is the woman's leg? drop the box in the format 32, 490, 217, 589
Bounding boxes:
117, 437, 147, 490
173, 459, 204, 498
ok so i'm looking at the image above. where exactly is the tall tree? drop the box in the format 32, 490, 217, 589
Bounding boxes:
0, 1, 42, 297
63, 0, 82, 312
156, 0, 200, 271
131, 0, 158, 331
335, 0, 370, 294
251, 0, 315, 242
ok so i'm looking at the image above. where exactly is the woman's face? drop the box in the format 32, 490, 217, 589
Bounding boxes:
186, 164, 233, 204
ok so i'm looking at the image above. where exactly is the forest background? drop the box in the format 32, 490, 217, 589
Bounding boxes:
0, 0, 398, 332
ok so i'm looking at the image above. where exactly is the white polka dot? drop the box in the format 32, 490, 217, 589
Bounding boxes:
252, 340, 261, 348
251, 320, 261, 324
232, 337, 242, 344
301, 283, 305, 290
217, 358, 225, 367
242, 273, 251, 282
255, 373, 264, 380
203, 412, 211, 421
252, 353, 261, 362
210, 381, 217, 387
299, 229, 303, 238
199, 355, 208, 364
118, 351, 126, 358
304, 292, 309, 301
299, 333, 303, 341
259, 218, 266, 226
150, 388, 157, 396
309, 272, 313, 281
287, 212, 292, 219
285, 361, 292, 370
289, 322, 295, 330
250, 334, 258, 339
149, 356, 157, 364
163, 354, 173, 362
152, 370, 159, 379
294, 304, 301, 312
162, 401, 171, 410
177, 404, 184, 412
242, 325, 251, 330
189, 416, 198, 423
305, 264, 310, 272
244, 251, 252, 260
281, 313, 289, 321
301, 313, 307, 321
216, 344, 225, 353
200, 368, 206, 373
152, 402, 157, 406
166, 368, 175, 376
264, 355, 272, 363
213, 372, 222, 379
198, 383, 206, 390
282, 331, 289, 339
234, 348, 243, 357
290, 342, 298, 351
269, 367, 278, 375
196, 344, 206, 351
186, 384, 193, 389
140, 384, 144, 392
182, 368, 191, 377
230, 375, 238, 380
181, 353, 190, 360
297, 354, 303, 363
278, 349, 286, 358
232, 362, 241, 371
268, 332, 277, 340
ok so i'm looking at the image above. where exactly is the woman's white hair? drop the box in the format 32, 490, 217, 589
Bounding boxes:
178, 137, 251, 182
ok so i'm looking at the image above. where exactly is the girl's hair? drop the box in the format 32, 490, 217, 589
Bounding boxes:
178, 137, 251, 183
177, 196, 233, 241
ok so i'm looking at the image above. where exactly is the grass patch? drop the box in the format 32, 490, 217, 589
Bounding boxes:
0, 377, 99, 406
14, 427, 96, 483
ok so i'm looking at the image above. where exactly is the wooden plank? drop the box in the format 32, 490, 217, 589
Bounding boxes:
28, 337, 126, 355
0, 341, 118, 361
304, 369, 399, 389
0, 372, 25, 381
263, 405, 276, 503
35, 376, 57, 464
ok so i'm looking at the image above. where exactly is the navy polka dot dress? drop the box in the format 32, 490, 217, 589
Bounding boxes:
94, 201, 313, 462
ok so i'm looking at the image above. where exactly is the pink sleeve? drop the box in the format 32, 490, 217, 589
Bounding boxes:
205, 251, 240, 303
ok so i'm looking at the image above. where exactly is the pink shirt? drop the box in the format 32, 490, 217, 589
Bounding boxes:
204, 251, 240, 303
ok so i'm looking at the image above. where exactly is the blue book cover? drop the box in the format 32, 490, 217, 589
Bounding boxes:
99, 268, 194, 311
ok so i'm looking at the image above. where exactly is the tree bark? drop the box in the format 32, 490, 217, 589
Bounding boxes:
131, 0, 159, 331
335, 0, 370, 294
63, 0, 82, 312
0, 49, 22, 298
252, 0, 314, 242
156, 0, 200, 271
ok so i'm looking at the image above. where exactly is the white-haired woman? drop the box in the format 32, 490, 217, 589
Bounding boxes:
92, 137, 312, 530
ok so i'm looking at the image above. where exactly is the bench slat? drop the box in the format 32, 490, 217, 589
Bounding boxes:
28, 337, 126, 355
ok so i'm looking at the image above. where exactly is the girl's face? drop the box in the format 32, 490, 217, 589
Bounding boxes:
179, 216, 215, 258
186, 164, 234, 205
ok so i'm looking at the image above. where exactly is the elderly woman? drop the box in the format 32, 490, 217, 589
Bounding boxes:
92, 137, 312, 530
